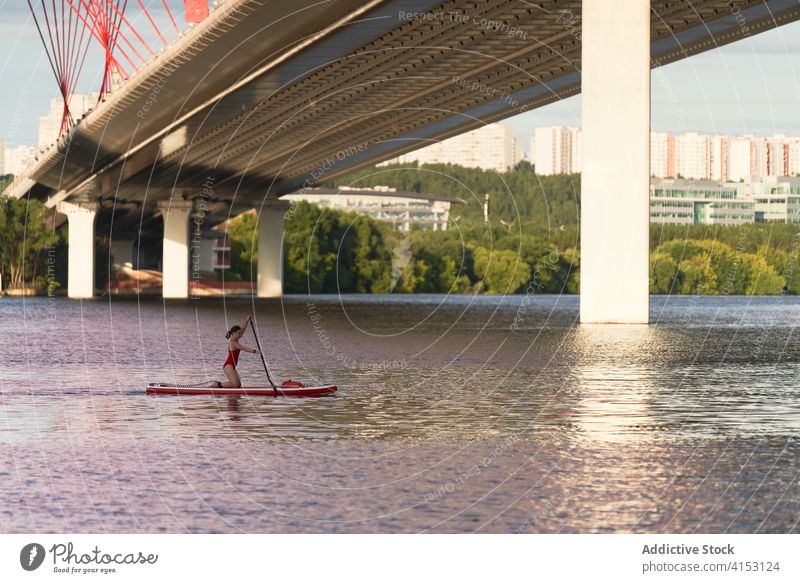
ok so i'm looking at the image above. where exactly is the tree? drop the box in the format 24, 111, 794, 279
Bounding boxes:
650, 252, 681, 293
0, 196, 58, 290
227, 211, 258, 281
473, 247, 531, 294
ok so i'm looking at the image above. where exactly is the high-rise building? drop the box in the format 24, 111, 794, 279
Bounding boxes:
0, 139, 5, 175
532, 128, 800, 181
709, 135, 727, 182
650, 132, 675, 178
753, 136, 769, 179
764, 135, 794, 177
532, 126, 581, 175
788, 140, 800, 176
727, 136, 755, 182
4, 144, 36, 175
675, 132, 709, 180
38, 92, 100, 148
385, 123, 523, 172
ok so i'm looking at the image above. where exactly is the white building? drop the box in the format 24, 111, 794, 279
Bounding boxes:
675, 132, 709, 180
0, 138, 5, 175
789, 141, 800, 176
746, 176, 800, 223
762, 134, 800, 177
283, 186, 456, 231
532, 126, 581, 175
386, 123, 523, 172
38, 92, 100, 148
4, 144, 37, 175
753, 137, 769, 179
650, 132, 674, 178
727, 136, 754, 182
650, 176, 800, 226
709, 135, 726, 182
650, 179, 752, 225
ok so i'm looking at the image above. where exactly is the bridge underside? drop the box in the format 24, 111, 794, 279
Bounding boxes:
8, 0, 799, 313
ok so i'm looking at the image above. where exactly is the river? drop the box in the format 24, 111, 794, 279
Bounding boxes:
0, 294, 798, 532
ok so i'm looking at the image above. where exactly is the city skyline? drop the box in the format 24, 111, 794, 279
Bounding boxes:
534, 127, 800, 181
0, 4, 799, 148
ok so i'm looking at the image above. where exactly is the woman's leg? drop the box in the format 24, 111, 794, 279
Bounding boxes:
221, 365, 242, 388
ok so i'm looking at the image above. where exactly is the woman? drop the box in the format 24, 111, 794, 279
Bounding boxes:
217, 315, 261, 388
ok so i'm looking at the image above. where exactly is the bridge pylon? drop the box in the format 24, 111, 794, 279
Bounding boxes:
580, 0, 651, 324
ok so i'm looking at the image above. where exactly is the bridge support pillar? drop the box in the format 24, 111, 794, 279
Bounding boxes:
159, 200, 194, 299
580, 0, 650, 324
58, 200, 98, 299
258, 201, 290, 298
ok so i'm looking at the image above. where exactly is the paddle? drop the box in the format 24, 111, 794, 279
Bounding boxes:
250, 317, 277, 395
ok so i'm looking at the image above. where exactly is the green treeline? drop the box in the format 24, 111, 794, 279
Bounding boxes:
650, 223, 800, 295
225, 161, 582, 294
0, 195, 59, 291
4, 162, 800, 295
227, 162, 800, 295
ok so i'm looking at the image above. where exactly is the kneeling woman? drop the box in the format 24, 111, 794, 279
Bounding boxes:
218, 315, 261, 388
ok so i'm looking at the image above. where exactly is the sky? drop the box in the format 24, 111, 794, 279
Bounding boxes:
1, 2, 799, 150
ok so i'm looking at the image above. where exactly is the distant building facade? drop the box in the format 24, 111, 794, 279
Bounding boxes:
383, 123, 523, 172
283, 186, 455, 231
650, 176, 800, 225
748, 176, 800, 224
675, 132, 710, 180
531, 126, 800, 181
650, 179, 751, 225
3, 144, 36, 175
38, 92, 100, 148
532, 126, 581, 175
651, 132, 675, 179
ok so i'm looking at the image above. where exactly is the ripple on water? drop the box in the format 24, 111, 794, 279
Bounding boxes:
0, 295, 798, 532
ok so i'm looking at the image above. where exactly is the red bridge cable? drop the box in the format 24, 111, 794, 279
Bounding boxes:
30, 0, 174, 137
64, 0, 136, 73
26, 1, 62, 102
62, 2, 129, 77
97, 0, 130, 95
91, 0, 156, 59
103, 0, 154, 58
161, 0, 179, 35
68, 13, 93, 102
106, 0, 128, 72
134, 0, 168, 46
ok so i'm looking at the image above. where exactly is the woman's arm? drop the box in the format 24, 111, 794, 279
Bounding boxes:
239, 342, 260, 355
231, 339, 259, 355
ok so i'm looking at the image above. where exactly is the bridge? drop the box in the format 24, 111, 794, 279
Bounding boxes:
6, 0, 800, 321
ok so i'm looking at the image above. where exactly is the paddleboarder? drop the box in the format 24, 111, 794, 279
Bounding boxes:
216, 315, 261, 388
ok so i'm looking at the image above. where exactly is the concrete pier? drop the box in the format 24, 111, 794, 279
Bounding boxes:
257, 201, 290, 298
159, 200, 194, 299
58, 200, 98, 299
580, 0, 651, 323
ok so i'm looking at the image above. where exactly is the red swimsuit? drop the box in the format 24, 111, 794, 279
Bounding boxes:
223, 348, 240, 369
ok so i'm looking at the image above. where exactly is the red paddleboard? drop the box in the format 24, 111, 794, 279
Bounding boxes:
146, 382, 337, 397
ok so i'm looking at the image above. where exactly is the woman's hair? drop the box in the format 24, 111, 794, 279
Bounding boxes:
226, 325, 242, 339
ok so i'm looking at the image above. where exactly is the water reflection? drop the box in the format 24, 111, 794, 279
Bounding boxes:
1, 296, 799, 532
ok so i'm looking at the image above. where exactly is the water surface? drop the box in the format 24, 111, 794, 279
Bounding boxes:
1, 294, 798, 532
